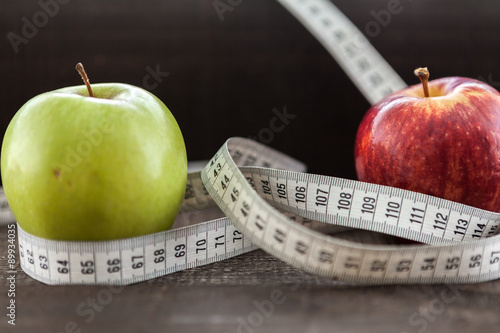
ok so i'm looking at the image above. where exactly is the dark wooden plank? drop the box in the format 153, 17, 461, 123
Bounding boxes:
1, 225, 500, 332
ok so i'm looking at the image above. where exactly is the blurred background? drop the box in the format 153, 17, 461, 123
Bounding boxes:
1, 0, 499, 184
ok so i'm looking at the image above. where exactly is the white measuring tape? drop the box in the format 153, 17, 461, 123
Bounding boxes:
2, 0, 499, 285
275, 0, 407, 105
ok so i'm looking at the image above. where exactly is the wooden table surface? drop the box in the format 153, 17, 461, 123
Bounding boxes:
1, 222, 499, 333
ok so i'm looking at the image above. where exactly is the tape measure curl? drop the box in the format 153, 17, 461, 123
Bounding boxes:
201, 138, 500, 285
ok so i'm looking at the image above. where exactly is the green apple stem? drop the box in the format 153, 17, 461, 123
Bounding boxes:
414, 67, 430, 97
75, 62, 94, 98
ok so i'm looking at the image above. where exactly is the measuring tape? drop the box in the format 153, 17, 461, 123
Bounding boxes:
2, 0, 500, 285
275, 0, 407, 105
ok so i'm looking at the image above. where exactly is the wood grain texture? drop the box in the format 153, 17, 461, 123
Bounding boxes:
1, 225, 500, 333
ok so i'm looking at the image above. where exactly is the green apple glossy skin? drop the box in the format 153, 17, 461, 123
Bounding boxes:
355, 77, 500, 212
1, 83, 187, 240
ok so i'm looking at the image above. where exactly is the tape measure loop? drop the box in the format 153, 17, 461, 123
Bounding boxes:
200, 138, 500, 285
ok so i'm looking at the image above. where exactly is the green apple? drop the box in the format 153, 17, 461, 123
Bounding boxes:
1, 72, 187, 240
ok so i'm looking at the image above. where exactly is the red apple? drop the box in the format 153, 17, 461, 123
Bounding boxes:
354, 68, 500, 212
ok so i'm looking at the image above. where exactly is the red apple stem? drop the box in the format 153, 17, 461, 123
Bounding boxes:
75, 62, 94, 97
414, 67, 430, 97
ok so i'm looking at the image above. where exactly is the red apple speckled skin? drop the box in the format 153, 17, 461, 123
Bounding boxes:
355, 77, 500, 212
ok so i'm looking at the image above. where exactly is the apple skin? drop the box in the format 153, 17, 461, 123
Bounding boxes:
355, 77, 500, 212
1, 83, 187, 240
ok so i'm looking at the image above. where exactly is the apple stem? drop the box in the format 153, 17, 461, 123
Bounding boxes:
414, 67, 430, 97
75, 62, 94, 97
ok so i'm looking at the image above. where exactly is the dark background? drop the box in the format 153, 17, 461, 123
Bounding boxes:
1, 0, 499, 183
